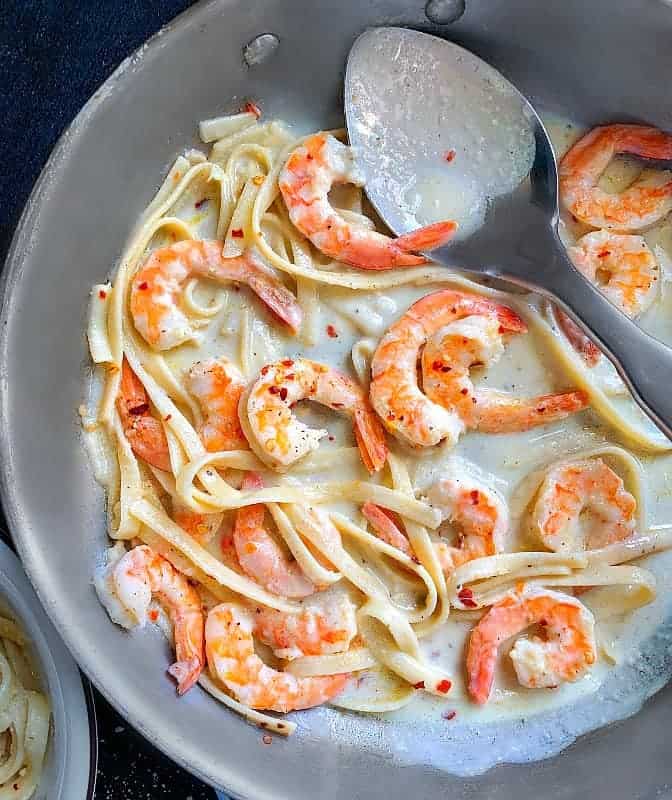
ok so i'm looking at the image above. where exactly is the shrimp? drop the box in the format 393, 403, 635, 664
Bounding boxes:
530, 458, 636, 552
559, 123, 672, 231
466, 585, 596, 704
364, 474, 507, 575
241, 358, 387, 473
369, 290, 588, 448
186, 357, 249, 451
112, 545, 204, 694
278, 133, 457, 269
555, 230, 659, 366
130, 240, 302, 350
233, 473, 316, 598
206, 603, 349, 712
427, 475, 508, 573
254, 594, 358, 660
117, 357, 172, 471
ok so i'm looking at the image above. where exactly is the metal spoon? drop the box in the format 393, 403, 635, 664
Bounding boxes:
345, 26, 672, 441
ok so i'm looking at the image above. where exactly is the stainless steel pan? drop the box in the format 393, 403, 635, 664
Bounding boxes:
3, 1, 672, 797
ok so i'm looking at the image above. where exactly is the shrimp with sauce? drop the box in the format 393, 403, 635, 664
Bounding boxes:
130, 240, 302, 350
370, 290, 588, 448
555, 230, 659, 366
111, 545, 204, 694
530, 457, 637, 552
466, 585, 596, 704
186, 357, 249, 451
233, 472, 316, 598
206, 603, 349, 712
279, 133, 456, 269
241, 357, 387, 472
559, 123, 672, 231
254, 594, 358, 660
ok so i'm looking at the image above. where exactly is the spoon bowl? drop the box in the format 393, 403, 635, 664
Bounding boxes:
345, 26, 672, 441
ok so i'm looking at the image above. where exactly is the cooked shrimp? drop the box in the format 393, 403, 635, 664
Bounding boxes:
559, 123, 672, 231
554, 310, 601, 368
233, 472, 316, 598
186, 357, 249, 451
130, 240, 302, 350
466, 585, 596, 704
427, 475, 508, 573
206, 603, 349, 712
370, 290, 588, 448
112, 545, 204, 694
118, 357, 172, 471
278, 133, 457, 269
530, 458, 636, 552
361, 502, 414, 557
254, 594, 357, 660
242, 357, 387, 472
172, 501, 222, 544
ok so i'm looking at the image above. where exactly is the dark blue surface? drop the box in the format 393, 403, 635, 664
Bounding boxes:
1, 2, 218, 797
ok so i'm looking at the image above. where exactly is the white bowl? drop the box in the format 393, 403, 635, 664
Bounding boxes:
0, 538, 95, 798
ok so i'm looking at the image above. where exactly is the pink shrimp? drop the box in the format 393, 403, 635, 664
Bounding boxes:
241, 358, 387, 473
233, 473, 316, 598
206, 603, 349, 712
130, 240, 302, 350
559, 123, 672, 231
279, 132, 456, 269
466, 585, 596, 704
186, 357, 249, 451
370, 290, 588, 448
112, 545, 204, 694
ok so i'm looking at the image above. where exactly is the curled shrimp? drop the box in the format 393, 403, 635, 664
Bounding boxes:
186, 357, 249, 451
233, 473, 316, 598
427, 475, 508, 573
530, 457, 637, 552
241, 357, 387, 472
112, 545, 204, 694
206, 603, 349, 712
254, 594, 358, 660
118, 357, 172, 471
466, 585, 596, 704
370, 290, 588, 448
278, 132, 457, 269
130, 240, 302, 350
555, 230, 659, 366
559, 123, 672, 231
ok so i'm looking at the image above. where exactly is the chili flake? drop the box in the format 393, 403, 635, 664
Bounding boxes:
442, 710, 457, 721
437, 679, 452, 694
326, 324, 338, 338
244, 100, 262, 118
413, 681, 425, 689
98, 289, 107, 299
138, 281, 149, 291
444, 149, 456, 163
231, 228, 244, 238
194, 197, 208, 209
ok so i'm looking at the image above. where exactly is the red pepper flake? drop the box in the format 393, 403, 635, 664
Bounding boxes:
194, 197, 208, 209
307, 153, 314, 161
244, 100, 262, 118
164, 414, 172, 421
268, 385, 280, 394
285, 373, 295, 381
460, 388, 469, 396
262, 733, 273, 745
387, 412, 396, 421
128, 402, 149, 416
432, 360, 443, 371
261, 365, 271, 376
470, 490, 479, 504
442, 709, 457, 721
536, 405, 547, 414
331, 402, 344, 409
326, 324, 338, 338
444, 149, 456, 163
597, 249, 611, 259
98, 289, 107, 299
437, 679, 452, 694
328, 435, 335, 441
457, 586, 478, 608
441, 365, 452, 373
149, 609, 159, 622
138, 281, 149, 291
282, 359, 295, 367
231, 228, 244, 238
413, 681, 425, 689
279, 387, 288, 401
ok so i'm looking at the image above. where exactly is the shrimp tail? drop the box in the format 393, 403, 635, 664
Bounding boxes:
555, 310, 602, 367
353, 407, 388, 473
395, 220, 458, 255
245, 258, 303, 334
168, 655, 203, 695
473, 390, 589, 433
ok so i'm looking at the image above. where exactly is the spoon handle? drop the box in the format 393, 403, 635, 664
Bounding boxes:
539, 243, 672, 441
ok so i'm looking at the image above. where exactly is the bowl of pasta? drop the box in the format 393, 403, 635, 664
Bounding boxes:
0, 539, 95, 798
3, 0, 672, 798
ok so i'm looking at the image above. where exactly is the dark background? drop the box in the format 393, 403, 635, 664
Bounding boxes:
1, 2, 221, 797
